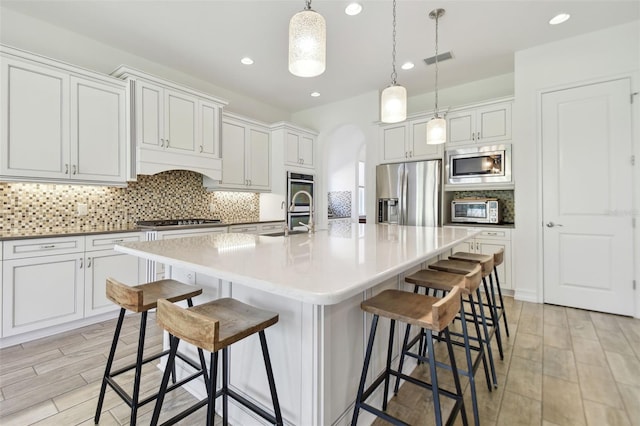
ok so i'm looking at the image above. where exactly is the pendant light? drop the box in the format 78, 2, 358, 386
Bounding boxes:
289, 0, 326, 77
426, 8, 446, 145
380, 0, 407, 123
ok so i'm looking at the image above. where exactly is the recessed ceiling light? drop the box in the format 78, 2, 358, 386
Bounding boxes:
310, 92, 321, 97
240, 57, 254, 65
345, 2, 363, 16
549, 13, 570, 25
401, 62, 415, 70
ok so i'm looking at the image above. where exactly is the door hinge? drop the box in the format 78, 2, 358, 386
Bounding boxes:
632, 92, 639, 104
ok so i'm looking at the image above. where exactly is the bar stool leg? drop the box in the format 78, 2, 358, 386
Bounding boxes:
443, 328, 468, 426
206, 351, 218, 426
351, 315, 379, 426
425, 330, 443, 425
476, 288, 498, 387
484, 276, 504, 360
467, 293, 492, 392
258, 330, 284, 425
129, 311, 148, 426
459, 300, 480, 426
494, 268, 510, 337
393, 322, 412, 395
151, 334, 180, 426
95, 307, 126, 424
222, 347, 229, 426
382, 319, 396, 411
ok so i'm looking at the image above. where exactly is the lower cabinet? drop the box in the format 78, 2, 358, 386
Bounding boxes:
1, 232, 144, 338
448, 227, 513, 290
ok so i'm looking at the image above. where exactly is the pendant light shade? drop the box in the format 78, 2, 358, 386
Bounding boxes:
381, 84, 407, 123
380, 0, 407, 123
288, 2, 326, 78
426, 116, 446, 145
426, 8, 446, 145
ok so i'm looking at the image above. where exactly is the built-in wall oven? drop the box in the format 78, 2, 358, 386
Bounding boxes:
287, 172, 314, 229
446, 144, 512, 185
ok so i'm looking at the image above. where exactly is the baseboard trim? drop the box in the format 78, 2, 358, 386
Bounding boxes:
514, 288, 538, 303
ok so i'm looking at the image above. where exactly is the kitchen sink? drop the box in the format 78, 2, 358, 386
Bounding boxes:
262, 230, 309, 237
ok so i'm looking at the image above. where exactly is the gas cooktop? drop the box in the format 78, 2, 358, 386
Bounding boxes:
135, 218, 222, 229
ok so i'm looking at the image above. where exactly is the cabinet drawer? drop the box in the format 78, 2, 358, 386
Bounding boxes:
478, 229, 510, 239
259, 223, 284, 233
229, 224, 259, 234
85, 232, 143, 251
3, 236, 85, 260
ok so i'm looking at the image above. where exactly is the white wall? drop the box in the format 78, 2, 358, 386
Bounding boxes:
0, 7, 289, 123
513, 21, 640, 314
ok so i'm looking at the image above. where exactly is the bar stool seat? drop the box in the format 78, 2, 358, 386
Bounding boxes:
351, 286, 467, 426
95, 278, 205, 426
151, 297, 283, 426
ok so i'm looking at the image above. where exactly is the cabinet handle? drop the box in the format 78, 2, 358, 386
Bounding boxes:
87, 257, 92, 268
160, 138, 164, 147
166, 139, 169, 147
112, 239, 124, 243
41, 244, 56, 249
79, 258, 83, 268
486, 232, 497, 236
72, 165, 77, 175
409, 150, 413, 157
65, 164, 69, 174
476, 242, 480, 251
477, 132, 481, 140
200, 145, 203, 153
249, 179, 252, 186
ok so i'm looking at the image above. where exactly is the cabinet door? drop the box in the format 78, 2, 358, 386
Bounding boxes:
199, 99, 220, 157
285, 131, 301, 165
221, 120, 247, 187
476, 102, 511, 144
71, 77, 126, 182
447, 109, 475, 145
299, 134, 314, 167
136, 79, 164, 149
1, 57, 69, 179
164, 89, 197, 152
2, 254, 83, 336
381, 123, 407, 162
451, 240, 474, 256
476, 239, 511, 290
247, 127, 270, 190
85, 250, 143, 317
409, 118, 443, 159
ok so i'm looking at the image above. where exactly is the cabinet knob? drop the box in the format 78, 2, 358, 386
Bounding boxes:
65, 164, 69, 174
72, 165, 77, 175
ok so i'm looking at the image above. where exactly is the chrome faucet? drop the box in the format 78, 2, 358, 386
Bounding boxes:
289, 190, 314, 233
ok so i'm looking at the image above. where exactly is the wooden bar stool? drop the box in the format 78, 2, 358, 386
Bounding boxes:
95, 278, 206, 426
150, 297, 283, 426
448, 250, 508, 347
351, 286, 467, 426
429, 258, 500, 388
398, 264, 487, 426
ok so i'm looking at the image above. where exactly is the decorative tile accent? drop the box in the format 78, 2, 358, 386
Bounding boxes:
328, 191, 351, 218
0, 171, 260, 233
453, 190, 515, 223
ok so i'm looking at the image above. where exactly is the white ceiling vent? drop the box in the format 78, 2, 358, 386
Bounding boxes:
424, 51, 453, 65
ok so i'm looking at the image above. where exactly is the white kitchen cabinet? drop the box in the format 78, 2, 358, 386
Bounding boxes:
380, 115, 444, 163
2, 236, 85, 337
448, 227, 513, 290
258, 222, 285, 234
446, 100, 512, 146
204, 113, 270, 191
0, 48, 127, 184
112, 66, 226, 181
271, 122, 317, 170
229, 223, 259, 234
84, 233, 145, 318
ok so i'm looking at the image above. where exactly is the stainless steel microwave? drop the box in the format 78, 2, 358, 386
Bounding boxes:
446, 144, 511, 184
451, 198, 502, 224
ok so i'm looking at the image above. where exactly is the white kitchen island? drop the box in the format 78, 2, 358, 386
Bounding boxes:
115, 223, 479, 426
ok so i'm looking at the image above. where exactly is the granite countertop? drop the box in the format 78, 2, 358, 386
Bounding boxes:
0, 219, 286, 241
115, 224, 481, 305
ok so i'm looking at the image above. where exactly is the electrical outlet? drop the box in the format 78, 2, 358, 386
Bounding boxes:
77, 203, 88, 216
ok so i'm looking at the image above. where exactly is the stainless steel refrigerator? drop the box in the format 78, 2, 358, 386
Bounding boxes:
376, 160, 441, 226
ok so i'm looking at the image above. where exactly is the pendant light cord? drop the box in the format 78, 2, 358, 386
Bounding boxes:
305, 0, 312, 10
391, 0, 398, 85
434, 11, 439, 116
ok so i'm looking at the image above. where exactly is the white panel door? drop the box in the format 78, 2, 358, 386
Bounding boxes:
220, 120, 246, 187
285, 131, 300, 164
476, 102, 511, 143
542, 78, 634, 315
381, 123, 407, 162
447, 109, 474, 145
164, 89, 197, 152
299, 134, 314, 167
199, 99, 220, 157
248, 127, 270, 190
1, 58, 69, 178
136, 80, 164, 149
71, 77, 126, 182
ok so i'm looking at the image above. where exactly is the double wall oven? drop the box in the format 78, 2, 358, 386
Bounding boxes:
287, 171, 314, 230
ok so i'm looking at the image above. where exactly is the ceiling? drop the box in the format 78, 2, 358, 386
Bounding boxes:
2, 1, 638, 113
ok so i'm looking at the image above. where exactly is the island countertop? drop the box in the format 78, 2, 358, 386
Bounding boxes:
115, 223, 480, 305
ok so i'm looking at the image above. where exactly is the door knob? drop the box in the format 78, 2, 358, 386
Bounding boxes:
546, 222, 563, 228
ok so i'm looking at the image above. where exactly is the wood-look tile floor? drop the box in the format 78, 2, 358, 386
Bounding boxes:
1, 298, 639, 425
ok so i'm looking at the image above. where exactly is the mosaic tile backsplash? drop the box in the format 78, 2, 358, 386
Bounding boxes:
0, 171, 260, 233
328, 191, 352, 218
452, 190, 515, 223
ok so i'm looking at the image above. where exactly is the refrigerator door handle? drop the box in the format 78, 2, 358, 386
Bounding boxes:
401, 165, 408, 225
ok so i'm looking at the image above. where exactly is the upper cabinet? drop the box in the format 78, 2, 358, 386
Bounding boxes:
380, 114, 444, 163
446, 99, 512, 146
272, 123, 317, 170
112, 66, 227, 181
0, 46, 127, 185
203, 112, 271, 192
